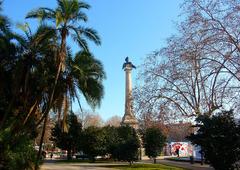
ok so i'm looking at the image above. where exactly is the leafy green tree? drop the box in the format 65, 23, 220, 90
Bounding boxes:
0, 129, 37, 170
80, 126, 106, 162
51, 113, 82, 160
0, 0, 104, 168
112, 126, 140, 165
26, 0, 101, 113
26, 1, 102, 164
0, 5, 57, 168
144, 127, 166, 163
187, 110, 240, 170
101, 126, 119, 159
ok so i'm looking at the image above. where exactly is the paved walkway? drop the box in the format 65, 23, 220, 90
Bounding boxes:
41, 163, 117, 170
40, 159, 119, 170
41, 158, 214, 170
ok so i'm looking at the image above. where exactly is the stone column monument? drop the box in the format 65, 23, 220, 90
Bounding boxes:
121, 57, 138, 129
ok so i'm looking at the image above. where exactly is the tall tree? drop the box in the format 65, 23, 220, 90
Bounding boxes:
53, 51, 105, 130
181, 0, 240, 81
26, 0, 101, 113
26, 0, 102, 164
0, 21, 58, 131
134, 0, 240, 123
0, 18, 58, 170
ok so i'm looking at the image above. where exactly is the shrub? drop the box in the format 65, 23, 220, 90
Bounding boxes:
187, 110, 240, 170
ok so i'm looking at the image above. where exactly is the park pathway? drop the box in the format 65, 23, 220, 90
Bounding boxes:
41, 158, 214, 170
41, 163, 116, 170
40, 159, 117, 170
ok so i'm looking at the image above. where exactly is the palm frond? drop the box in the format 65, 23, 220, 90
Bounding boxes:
71, 11, 88, 22
74, 51, 106, 79
34, 24, 57, 44
78, 1, 91, 9
57, 0, 65, 13
70, 51, 105, 108
78, 27, 101, 45
56, 10, 64, 27
71, 33, 89, 51
16, 22, 32, 39
77, 78, 104, 108
12, 33, 28, 49
0, 14, 11, 34
26, 8, 55, 22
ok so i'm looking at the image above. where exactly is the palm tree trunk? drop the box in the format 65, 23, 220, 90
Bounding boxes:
67, 148, 72, 160
34, 30, 67, 169
35, 114, 48, 170
0, 98, 14, 129
35, 60, 63, 169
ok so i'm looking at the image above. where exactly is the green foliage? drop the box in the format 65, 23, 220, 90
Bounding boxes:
0, 0, 104, 169
187, 110, 240, 170
101, 126, 119, 158
51, 113, 82, 160
110, 126, 140, 164
26, 0, 101, 52
80, 126, 106, 162
144, 127, 166, 161
67, 51, 106, 108
79, 125, 140, 164
0, 128, 37, 170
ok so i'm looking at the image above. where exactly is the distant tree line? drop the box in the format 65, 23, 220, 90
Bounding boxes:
51, 113, 140, 164
51, 112, 167, 165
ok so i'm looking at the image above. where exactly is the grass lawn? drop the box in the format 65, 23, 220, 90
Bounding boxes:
165, 157, 189, 162
103, 163, 188, 170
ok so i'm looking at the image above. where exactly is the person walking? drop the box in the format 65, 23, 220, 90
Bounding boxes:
175, 147, 180, 157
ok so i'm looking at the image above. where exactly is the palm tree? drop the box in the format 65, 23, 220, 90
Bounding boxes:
54, 51, 105, 128
15, 23, 58, 125
1, 22, 58, 129
26, 0, 101, 113
26, 0, 102, 165
15, 24, 62, 168
0, 21, 60, 168
51, 50, 105, 159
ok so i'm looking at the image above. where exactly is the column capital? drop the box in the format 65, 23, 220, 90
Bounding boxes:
124, 63, 133, 71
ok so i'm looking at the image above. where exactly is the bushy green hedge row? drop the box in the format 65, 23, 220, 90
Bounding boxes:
0, 128, 37, 170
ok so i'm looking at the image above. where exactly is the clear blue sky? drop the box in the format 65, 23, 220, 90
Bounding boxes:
3, 0, 182, 121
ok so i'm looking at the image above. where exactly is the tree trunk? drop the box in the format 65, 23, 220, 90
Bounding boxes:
34, 29, 67, 170
35, 115, 48, 170
154, 158, 156, 164
67, 148, 72, 160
